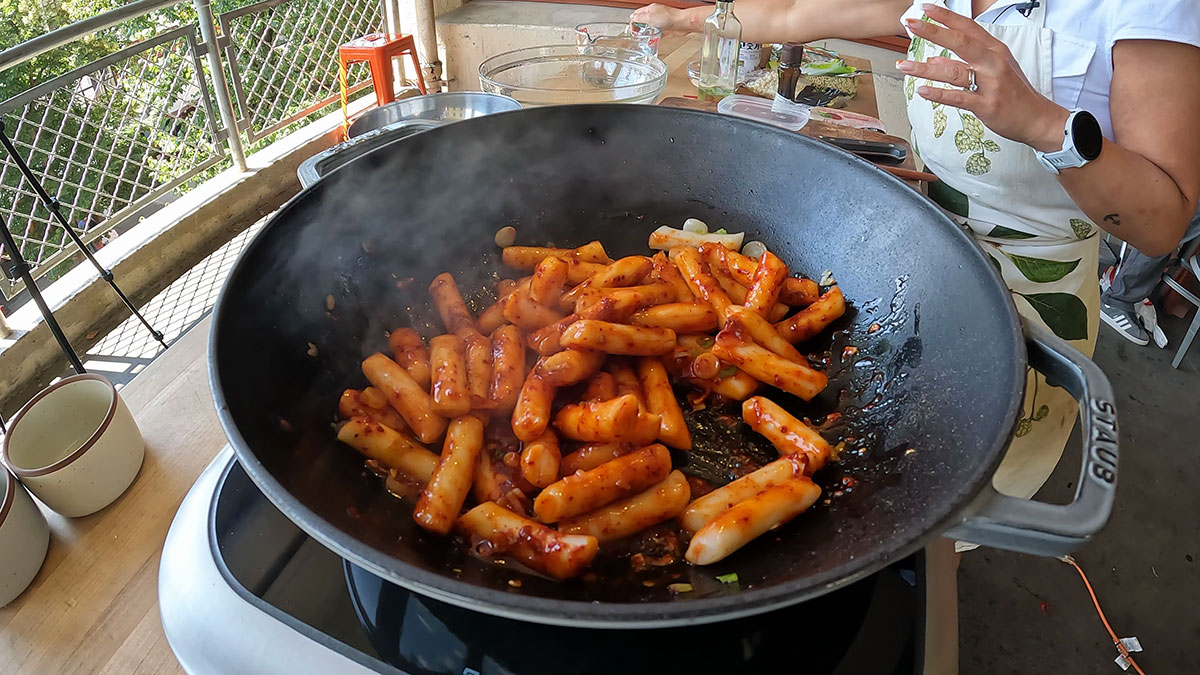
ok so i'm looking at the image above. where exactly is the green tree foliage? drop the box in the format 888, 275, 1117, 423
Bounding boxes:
1, 2, 115, 99
0, 1, 218, 278
0, 0, 365, 287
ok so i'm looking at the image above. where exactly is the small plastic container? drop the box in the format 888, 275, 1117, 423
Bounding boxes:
716, 94, 810, 131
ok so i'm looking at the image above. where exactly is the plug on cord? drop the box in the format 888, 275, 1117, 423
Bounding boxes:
1058, 556, 1147, 674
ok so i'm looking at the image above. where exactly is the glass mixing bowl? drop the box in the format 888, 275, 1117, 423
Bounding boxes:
478, 45, 668, 107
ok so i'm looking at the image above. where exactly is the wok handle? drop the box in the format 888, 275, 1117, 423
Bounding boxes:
942, 320, 1119, 556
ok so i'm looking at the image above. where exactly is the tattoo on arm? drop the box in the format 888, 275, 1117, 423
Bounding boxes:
1104, 213, 1121, 227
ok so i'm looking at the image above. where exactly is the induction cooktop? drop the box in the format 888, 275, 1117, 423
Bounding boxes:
160, 448, 958, 674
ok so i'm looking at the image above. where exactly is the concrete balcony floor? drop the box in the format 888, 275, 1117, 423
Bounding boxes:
961, 282, 1199, 674
64, 220, 266, 388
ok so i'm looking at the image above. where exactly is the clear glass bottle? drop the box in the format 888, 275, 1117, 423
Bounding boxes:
698, 0, 742, 102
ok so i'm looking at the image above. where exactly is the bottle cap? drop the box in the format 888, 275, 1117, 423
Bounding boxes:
780, 43, 804, 65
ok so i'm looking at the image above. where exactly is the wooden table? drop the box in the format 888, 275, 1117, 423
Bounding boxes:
0, 318, 219, 675
654, 36, 927, 182
656, 34, 880, 119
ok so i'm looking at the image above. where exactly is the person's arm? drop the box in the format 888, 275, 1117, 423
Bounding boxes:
632, 0, 910, 45
1057, 40, 1200, 255
901, 5, 1200, 256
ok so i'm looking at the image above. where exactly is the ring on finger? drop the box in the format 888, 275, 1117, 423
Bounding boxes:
966, 67, 979, 93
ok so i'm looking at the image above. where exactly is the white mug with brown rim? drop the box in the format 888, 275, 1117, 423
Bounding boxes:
2, 374, 145, 517
0, 469, 50, 607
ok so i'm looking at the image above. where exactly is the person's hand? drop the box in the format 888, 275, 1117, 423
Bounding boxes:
897, 3, 1069, 153
631, 4, 690, 35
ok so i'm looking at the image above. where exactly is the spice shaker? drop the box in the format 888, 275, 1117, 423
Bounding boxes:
737, 41, 762, 82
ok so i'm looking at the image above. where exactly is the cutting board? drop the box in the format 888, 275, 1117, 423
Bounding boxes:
657, 96, 932, 183
657, 36, 881, 120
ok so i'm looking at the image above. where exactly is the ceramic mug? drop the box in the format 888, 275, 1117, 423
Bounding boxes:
2, 374, 145, 517
0, 469, 50, 607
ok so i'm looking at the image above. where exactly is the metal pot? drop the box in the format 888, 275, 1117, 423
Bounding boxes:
299, 92, 521, 187
297, 120, 442, 188
211, 105, 1118, 628
347, 92, 521, 138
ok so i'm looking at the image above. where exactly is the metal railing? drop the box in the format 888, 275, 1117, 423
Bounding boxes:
0, 0, 384, 299
222, 0, 381, 143
0, 25, 225, 297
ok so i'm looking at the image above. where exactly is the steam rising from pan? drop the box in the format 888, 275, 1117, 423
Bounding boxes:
212, 105, 1027, 627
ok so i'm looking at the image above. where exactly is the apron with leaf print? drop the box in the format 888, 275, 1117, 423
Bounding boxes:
902, 0, 1100, 500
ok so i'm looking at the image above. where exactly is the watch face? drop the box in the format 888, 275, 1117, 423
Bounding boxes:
1071, 110, 1103, 160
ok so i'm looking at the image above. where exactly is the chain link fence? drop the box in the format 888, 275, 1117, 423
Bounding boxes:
0, 0, 384, 300
222, 0, 381, 144
0, 26, 224, 297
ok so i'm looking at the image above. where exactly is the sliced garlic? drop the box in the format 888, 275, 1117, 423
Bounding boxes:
494, 226, 517, 248
741, 240, 767, 259
648, 226, 744, 251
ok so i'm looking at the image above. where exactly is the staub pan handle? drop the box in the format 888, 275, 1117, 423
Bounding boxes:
943, 320, 1118, 556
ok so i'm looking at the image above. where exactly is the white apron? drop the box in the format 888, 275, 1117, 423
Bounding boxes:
902, 0, 1100, 500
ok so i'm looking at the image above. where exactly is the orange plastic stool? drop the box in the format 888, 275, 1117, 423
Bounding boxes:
337, 33, 427, 107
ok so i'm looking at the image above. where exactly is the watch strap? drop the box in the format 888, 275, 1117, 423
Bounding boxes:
1036, 110, 1089, 174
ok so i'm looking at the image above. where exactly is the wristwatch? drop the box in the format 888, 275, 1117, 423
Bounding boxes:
1036, 109, 1103, 174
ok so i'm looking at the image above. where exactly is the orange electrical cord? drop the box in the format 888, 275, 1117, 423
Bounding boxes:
1059, 555, 1147, 675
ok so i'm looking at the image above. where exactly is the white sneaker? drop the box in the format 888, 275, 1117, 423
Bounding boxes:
1100, 304, 1150, 346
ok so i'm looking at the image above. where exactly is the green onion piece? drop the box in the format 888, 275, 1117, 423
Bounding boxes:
698, 336, 715, 349
716, 572, 739, 584
714, 228, 728, 234
801, 59, 857, 76
667, 583, 694, 593
718, 365, 737, 379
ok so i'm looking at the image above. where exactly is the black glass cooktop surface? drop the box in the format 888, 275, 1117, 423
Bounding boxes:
211, 460, 922, 675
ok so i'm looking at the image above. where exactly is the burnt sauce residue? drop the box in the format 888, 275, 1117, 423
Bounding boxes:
292, 263, 925, 602
808, 276, 924, 514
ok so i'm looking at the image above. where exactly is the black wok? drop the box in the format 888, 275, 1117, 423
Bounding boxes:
210, 105, 1118, 628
